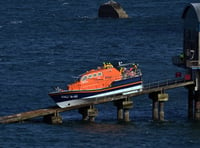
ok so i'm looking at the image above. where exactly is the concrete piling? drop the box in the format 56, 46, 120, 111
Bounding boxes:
195, 90, 200, 120
114, 98, 133, 122
149, 92, 160, 121
117, 107, 124, 120
114, 100, 123, 121
124, 109, 130, 122
152, 98, 159, 120
158, 93, 168, 121
149, 91, 168, 121
78, 105, 98, 122
159, 102, 165, 121
187, 86, 195, 119
78, 106, 90, 121
43, 112, 62, 124
87, 106, 98, 122
122, 100, 133, 122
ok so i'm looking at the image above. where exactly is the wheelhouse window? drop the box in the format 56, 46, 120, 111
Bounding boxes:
81, 75, 87, 81
93, 73, 97, 77
98, 72, 102, 76
88, 74, 92, 79
81, 73, 101, 82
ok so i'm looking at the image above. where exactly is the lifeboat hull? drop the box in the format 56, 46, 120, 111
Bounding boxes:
49, 76, 142, 108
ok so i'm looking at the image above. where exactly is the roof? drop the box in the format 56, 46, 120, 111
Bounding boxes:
182, 3, 200, 22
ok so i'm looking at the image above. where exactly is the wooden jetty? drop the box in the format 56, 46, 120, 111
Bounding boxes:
0, 78, 194, 124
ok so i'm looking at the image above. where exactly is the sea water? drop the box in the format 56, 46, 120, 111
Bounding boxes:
1, 0, 200, 147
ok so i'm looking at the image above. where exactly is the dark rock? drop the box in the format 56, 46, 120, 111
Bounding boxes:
98, 0, 128, 18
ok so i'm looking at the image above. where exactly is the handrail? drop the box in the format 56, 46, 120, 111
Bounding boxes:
143, 78, 190, 90
172, 56, 184, 65
187, 60, 200, 67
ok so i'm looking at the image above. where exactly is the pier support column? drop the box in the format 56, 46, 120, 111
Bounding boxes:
158, 93, 168, 121
114, 100, 124, 121
194, 70, 200, 121
122, 99, 133, 122
117, 107, 124, 120
78, 105, 98, 122
124, 109, 130, 122
195, 90, 200, 120
149, 92, 159, 121
188, 86, 195, 119
149, 91, 168, 121
78, 106, 90, 121
152, 98, 159, 121
114, 98, 133, 122
87, 105, 98, 122
159, 101, 164, 121
43, 112, 62, 124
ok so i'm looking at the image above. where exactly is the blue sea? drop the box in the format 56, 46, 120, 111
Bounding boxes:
1, 0, 200, 147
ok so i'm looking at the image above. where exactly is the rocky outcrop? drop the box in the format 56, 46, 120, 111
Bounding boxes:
98, 0, 128, 18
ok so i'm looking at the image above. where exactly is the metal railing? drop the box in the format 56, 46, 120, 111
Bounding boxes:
172, 57, 200, 69
172, 56, 184, 66
186, 60, 200, 67
143, 78, 191, 90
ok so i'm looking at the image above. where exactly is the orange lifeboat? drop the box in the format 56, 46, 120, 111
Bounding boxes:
68, 63, 122, 91
49, 62, 143, 108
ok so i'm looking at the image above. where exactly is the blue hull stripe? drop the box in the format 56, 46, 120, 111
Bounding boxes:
49, 77, 142, 103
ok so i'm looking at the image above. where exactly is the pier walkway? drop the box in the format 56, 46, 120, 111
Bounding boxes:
0, 78, 194, 124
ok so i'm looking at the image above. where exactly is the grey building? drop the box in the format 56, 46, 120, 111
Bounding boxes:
182, 3, 200, 68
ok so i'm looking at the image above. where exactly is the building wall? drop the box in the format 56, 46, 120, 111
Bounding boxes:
183, 6, 199, 65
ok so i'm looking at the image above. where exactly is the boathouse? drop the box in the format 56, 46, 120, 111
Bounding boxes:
182, 3, 200, 120
182, 3, 200, 68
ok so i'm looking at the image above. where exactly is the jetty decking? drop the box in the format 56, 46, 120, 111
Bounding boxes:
0, 78, 194, 124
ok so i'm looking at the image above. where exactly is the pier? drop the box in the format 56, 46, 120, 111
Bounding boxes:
0, 78, 194, 124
